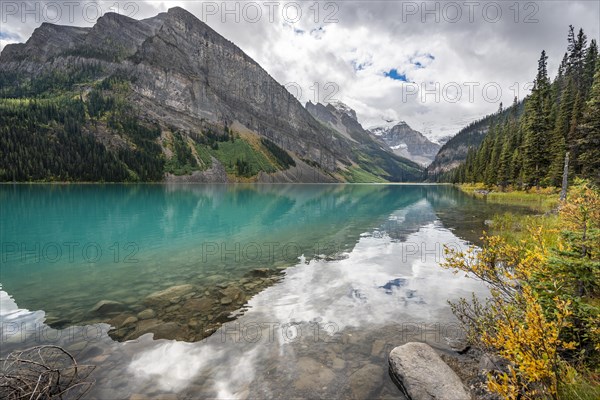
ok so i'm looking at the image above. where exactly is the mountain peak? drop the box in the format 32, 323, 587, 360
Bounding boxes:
97, 11, 136, 22
327, 101, 358, 121
367, 118, 410, 133
367, 121, 440, 167
166, 6, 202, 23
0, 22, 89, 63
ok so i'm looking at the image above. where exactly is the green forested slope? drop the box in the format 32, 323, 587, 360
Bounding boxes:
437, 26, 599, 187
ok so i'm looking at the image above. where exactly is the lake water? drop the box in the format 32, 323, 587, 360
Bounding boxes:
0, 184, 526, 399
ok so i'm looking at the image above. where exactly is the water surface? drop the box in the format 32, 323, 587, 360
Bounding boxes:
0, 184, 530, 399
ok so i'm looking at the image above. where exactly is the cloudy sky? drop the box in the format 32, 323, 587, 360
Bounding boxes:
1, 1, 599, 140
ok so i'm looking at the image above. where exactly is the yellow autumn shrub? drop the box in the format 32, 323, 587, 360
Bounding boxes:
442, 179, 600, 399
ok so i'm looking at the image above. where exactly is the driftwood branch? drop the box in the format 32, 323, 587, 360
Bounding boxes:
0, 345, 96, 400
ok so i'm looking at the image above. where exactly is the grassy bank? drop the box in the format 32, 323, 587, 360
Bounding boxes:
458, 183, 560, 213
445, 180, 600, 399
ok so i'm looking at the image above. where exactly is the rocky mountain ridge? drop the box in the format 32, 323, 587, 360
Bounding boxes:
368, 121, 441, 167
426, 102, 523, 179
0, 7, 423, 182
305, 101, 424, 181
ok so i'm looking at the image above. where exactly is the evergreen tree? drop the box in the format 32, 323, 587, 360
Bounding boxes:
547, 78, 575, 186
498, 118, 518, 187
577, 63, 600, 184
567, 27, 588, 91
583, 39, 598, 97
522, 51, 552, 187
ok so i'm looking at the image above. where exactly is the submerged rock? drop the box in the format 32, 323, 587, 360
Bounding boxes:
220, 285, 244, 303
136, 319, 182, 340
250, 268, 271, 277
123, 316, 138, 326
348, 364, 384, 399
137, 309, 156, 320
388, 342, 470, 400
144, 284, 193, 306
294, 357, 335, 391
220, 297, 233, 305
182, 297, 214, 314
91, 300, 126, 315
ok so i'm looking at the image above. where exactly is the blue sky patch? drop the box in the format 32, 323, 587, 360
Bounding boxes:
384, 69, 408, 82
0, 31, 20, 40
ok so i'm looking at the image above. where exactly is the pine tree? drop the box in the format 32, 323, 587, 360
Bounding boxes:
567, 27, 588, 91
523, 51, 552, 188
568, 91, 584, 176
577, 63, 600, 184
547, 78, 575, 186
497, 116, 520, 188
583, 39, 598, 98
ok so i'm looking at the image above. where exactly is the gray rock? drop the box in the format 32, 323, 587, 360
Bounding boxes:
389, 342, 471, 400
444, 336, 471, 354
250, 268, 271, 277
90, 300, 126, 315
220, 297, 233, 305
294, 357, 335, 391
348, 364, 384, 399
123, 316, 138, 326
220, 285, 244, 302
144, 284, 194, 306
332, 357, 345, 370
182, 297, 214, 314
213, 311, 233, 323
136, 320, 182, 340
479, 353, 507, 374
137, 309, 156, 320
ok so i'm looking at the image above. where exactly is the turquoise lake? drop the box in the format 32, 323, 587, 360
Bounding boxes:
0, 184, 528, 399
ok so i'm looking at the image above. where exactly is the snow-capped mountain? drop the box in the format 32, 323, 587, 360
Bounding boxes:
368, 121, 441, 167
329, 100, 358, 121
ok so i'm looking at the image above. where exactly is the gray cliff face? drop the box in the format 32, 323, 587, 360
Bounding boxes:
369, 122, 441, 167
306, 101, 380, 145
82, 12, 167, 61
1, 23, 90, 63
0, 7, 347, 174
129, 8, 347, 171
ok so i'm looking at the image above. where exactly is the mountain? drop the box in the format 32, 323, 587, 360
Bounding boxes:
435, 135, 454, 146
0, 7, 423, 183
305, 101, 424, 182
367, 121, 440, 167
426, 103, 524, 180
426, 119, 491, 177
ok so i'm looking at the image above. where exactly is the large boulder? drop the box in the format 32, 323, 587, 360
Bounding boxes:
389, 342, 471, 400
